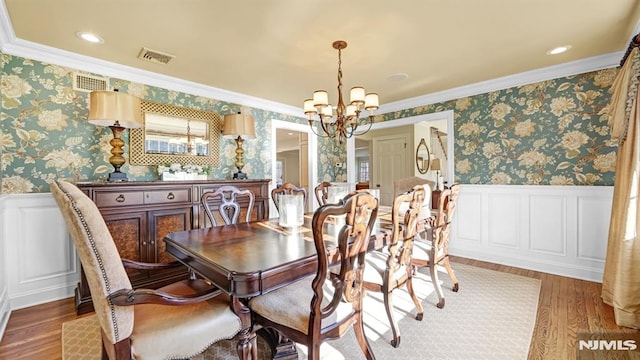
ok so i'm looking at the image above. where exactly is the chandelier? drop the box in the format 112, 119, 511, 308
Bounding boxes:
304, 40, 379, 144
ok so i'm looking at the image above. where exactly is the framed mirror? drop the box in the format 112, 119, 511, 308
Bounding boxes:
130, 101, 222, 166
416, 138, 430, 174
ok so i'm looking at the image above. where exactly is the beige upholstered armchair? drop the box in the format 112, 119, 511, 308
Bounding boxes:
363, 185, 427, 348
249, 191, 379, 360
201, 185, 255, 227
412, 183, 461, 309
51, 180, 243, 360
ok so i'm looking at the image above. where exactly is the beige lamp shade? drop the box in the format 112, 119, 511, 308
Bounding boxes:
88, 91, 143, 128
431, 158, 441, 171
222, 113, 256, 139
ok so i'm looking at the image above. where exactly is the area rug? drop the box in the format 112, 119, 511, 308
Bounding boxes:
62, 263, 541, 359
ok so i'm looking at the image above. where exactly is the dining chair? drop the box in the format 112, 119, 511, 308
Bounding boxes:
313, 181, 332, 206
50, 180, 243, 360
271, 182, 307, 213
362, 185, 427, 348
201, 185, 255, 227
412, 183, 460, 309
393, 176, 435, 209
249, 191, 379, 360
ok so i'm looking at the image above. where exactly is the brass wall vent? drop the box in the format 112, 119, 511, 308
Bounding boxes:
72, 73, 108, 92
138, 47, 175, 64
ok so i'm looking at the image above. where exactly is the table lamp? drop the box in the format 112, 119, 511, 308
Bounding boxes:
222, 112, 256, 179
88, 90, 143, 182
431, 158, 441, 190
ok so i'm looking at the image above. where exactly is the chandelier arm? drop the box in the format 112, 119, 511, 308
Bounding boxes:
320, 117, 335, 138
348, 115, 374, 138
308, 119, 333, 139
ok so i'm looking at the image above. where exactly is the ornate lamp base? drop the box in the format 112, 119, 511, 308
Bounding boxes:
108, 171, 128, 182
233, 171, 248, 180
107, 125, 129, 182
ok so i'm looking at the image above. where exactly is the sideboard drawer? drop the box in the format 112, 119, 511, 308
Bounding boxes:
144, 189, 191, 204
95, 191, 144, 207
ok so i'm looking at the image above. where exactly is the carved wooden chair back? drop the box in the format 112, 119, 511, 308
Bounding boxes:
411, 183, 461, 309
201, 185, 255, 227
313, 181, 332, 206
50, 180, 242, 360
363, 185, 426, 347
271, 182, 307, 213
249, 191, 379, 359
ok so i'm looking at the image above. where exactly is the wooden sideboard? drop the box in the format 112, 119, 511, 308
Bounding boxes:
74, 179, 271, 314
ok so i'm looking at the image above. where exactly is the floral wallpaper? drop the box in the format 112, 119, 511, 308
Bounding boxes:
0, 53, 305, 193
0, 51, 618, 193
379, 69, 618, 185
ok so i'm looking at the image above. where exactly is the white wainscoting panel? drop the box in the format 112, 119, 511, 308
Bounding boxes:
3, 193, 79, 310
451, 185, 613, 282
0, 196, 10, 341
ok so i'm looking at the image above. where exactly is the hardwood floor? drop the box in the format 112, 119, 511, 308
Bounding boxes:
0, 256, 633, 359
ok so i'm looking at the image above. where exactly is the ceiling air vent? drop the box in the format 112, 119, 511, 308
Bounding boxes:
73, 73, 108, 92
138, 47, 175, 65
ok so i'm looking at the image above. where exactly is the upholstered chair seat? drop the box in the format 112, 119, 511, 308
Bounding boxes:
249, 277, 353, 335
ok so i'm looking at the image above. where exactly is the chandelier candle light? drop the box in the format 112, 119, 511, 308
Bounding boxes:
304, 40, 380, 144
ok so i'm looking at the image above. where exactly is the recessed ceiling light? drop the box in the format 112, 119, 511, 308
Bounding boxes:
387, 73, 409, 82
76, 32, 104, 44
287, 132, 294, 136
547, 45, 571, 55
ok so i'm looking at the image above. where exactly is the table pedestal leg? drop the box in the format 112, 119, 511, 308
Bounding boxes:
232, 296, 257, 360
258, 327, 298, 360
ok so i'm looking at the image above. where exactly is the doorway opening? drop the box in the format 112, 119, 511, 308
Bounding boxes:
271, 120, 318, 216
346, 110, 454, 205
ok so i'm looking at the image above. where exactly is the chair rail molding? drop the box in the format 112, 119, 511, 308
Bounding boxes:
451, 184, 613, 282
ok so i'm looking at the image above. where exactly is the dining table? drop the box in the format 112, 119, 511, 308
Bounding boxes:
163, 205, 414, 359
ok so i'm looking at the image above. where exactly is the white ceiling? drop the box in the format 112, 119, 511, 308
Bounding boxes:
2, 0, 640, 114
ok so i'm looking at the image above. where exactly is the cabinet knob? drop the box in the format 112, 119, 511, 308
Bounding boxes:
115, 194, 125, 203
167, 192, 175, 200
142, 241, 147, 246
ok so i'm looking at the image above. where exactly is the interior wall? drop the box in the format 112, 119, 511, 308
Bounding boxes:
0, 53, 307, 194
277, 150, 300, 185
375, 68, 618, 186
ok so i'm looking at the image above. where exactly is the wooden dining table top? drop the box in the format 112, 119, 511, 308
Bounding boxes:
164, 207, 396, 298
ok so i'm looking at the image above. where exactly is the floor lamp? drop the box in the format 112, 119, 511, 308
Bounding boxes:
88, 90, 143, 181
222, 113, 256, 179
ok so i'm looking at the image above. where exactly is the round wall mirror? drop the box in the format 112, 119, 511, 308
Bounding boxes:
416, 138, 430, 174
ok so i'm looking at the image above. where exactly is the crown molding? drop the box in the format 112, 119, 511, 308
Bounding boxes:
378, 51, 622, 114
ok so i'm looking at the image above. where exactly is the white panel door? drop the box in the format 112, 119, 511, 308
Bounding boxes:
373, 134, 408, 206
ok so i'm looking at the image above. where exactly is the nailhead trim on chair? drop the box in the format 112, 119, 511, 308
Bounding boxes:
56, 180, 121, 342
